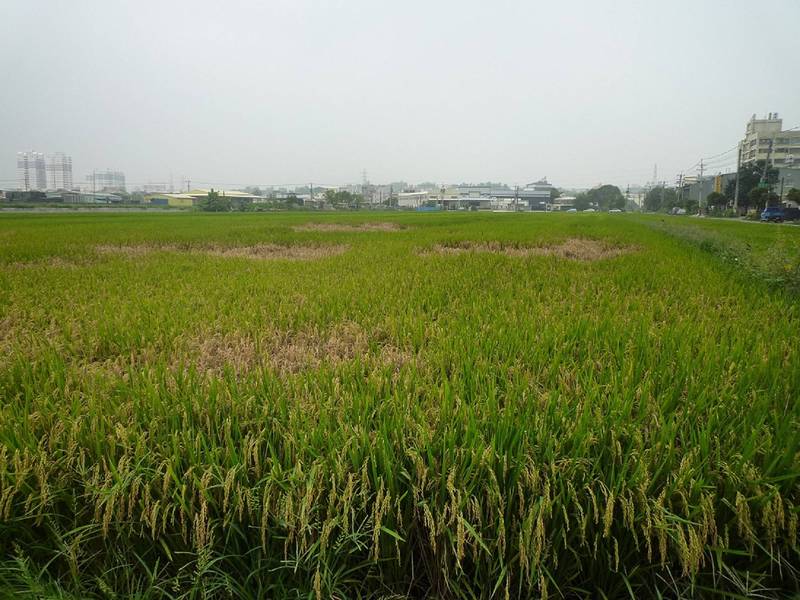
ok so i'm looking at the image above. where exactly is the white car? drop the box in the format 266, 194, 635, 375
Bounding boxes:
583, 208, 596, 212
609, 209, 622, 214
566, 208, 577, 213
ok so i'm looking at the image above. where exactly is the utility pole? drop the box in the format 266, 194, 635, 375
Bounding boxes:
698, 159, 704, 214
310, 182, 313, 205
758, 138, 775, 208
760, 138, 774, 185
733, 145, 741, 214
361, 169, 368, 204
514, 185, 519, 212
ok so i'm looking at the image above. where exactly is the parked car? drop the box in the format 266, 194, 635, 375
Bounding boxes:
784, 206, 800, 221
609, 209, 622, 213
583, 208, 596, 213
761, 206, 786, 222
566, 208, 577, 213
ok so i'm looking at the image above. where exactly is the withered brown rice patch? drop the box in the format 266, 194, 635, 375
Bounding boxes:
183, 322, 411, 376
96, 243, 348, 260
5, 256, 91, 269
292, 222, 404, 232
203, 244, 348, 260
427, 238, 633, 261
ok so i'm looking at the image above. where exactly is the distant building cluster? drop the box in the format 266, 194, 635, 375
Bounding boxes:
17, 151, 75, 191
47, 152, 73, 190
13, 151, 127, 194
673, 114, 800, 206
144, 189, 259, 207
86, 170, 126, 193
395, 179, 557, 211
739, 113, 799, 169
6, 111, 799, 210
17, 151, 49, 191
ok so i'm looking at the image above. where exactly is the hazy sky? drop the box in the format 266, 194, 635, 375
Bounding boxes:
2, 0, 799, 190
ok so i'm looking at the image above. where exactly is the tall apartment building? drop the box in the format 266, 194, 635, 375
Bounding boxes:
738, 113, 800, 168
16, 151, 47, 191
86, 170, 126, 192
47, 153, 73, 190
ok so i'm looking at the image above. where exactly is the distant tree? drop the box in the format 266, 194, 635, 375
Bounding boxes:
549, 188, 561, 201
586, 184, 625, 210
322, 190, 364, 207
644, 186, 680, 212
573, 193, 591, 210
706, 191, 727, 210
662, 188, 679, 211
725, 161, 779, 210
747, 187, 770, 211
786, 188, 800, 205
234, 198, 254, 212
285, 194, 302, 207
765, 191, 780, 208
644, 186, 664, 212
201, 189, 231, 212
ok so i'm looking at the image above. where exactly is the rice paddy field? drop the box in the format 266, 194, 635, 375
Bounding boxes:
0, 211, 798, 599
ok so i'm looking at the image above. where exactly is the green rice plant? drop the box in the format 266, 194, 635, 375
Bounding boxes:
0, 212, 798, 598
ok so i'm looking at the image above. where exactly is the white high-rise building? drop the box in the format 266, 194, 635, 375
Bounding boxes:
738, 113, 800, 169
47, 153, 73, 190
17, 151, 47, 191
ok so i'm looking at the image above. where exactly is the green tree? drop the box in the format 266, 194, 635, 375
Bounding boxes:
765, 191, 780, 208
747, 187, 777, 211
586, 184, 625, 210
573, 193, 591, 210
724, 161, 779, 211
662, 188, 679, 211
549, 188, 561, 201
201, 189, 232, 212
644, 186, 663, 211
285, 194, 302, 207
644, 186, 681, 212
786, 188, 800, 205
705, 191, 727, 211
